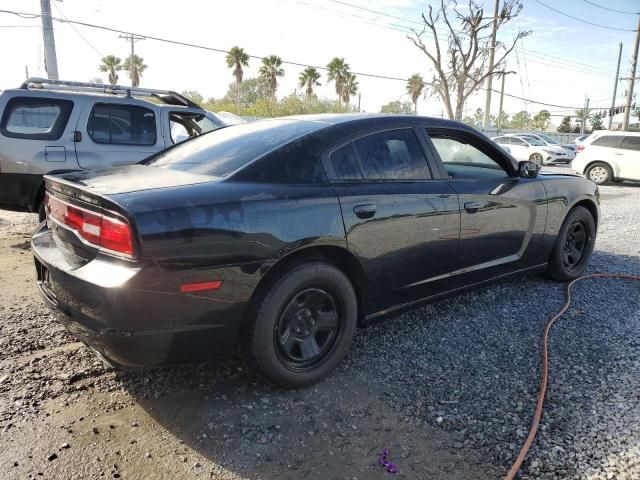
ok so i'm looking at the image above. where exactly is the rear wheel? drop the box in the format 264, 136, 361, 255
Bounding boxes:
242, 261, 358, 388
547, 206, 596, 281
585, 162, 611, 185
529, 152, 544, 165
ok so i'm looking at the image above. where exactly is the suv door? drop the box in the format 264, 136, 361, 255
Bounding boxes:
425, 128, 547, 285
322, 126, 460, 314
74, 99, 162, 169
618, 136, 640, 180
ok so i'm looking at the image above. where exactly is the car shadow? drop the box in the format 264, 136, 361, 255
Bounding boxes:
113, 249, 639, 479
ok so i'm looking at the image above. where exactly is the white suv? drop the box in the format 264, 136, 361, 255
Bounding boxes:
571, 131, 640, 184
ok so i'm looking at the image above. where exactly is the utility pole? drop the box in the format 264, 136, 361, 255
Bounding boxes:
622, 15, 640, 131
40, 0, 59, 79
581, 96, 590, 134
497, 71, 515, 131
358, 93, 361, 112
482, 0, 500, 129
119, 34, 145, 87
25, 65, 29, 80
609, 42, 623, 130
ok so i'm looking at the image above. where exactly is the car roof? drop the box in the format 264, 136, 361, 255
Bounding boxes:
276, 113, 460, 127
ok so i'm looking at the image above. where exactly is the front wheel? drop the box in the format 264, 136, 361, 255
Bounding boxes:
547, 206, 596, 281
242, 261, 358, 388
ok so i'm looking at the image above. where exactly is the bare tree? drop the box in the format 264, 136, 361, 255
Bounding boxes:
409, 0, 529, 121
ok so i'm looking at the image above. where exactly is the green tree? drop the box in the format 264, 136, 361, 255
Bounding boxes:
510, 110, 532, 129
557, 115, 573, 133
463, 107, 484, 126
226, 46, 250, 114
218, 77, 271, 109
406, 74, 425, 114
491, 111, 510, 129
181, 90, 204, 105
340, 72, 358, 106
574, 108, 592, 133
380, 100, 414, 113
327, 57, 349, 105
589, 112, 605, 131
259, 55, 285, 98
98, 55, 122, 85
298, 67, 321, 99
532, 110, 551, 131
122, 54, 147, 87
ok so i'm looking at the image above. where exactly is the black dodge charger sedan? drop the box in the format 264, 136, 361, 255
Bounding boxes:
31, 114, 599, 388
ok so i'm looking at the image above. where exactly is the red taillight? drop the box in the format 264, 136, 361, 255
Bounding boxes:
45, 192, 134, 257
577, 144, 584, 153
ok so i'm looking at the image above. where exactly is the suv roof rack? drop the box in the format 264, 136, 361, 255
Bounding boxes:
20, 77, 203, 109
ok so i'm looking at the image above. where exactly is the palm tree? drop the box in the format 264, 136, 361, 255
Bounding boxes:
122, 55, 147, 87
327, 57, 349, 105
226, 46, 250, 114
98, 55, 122, 85
298, 67, 321, 99
259, 55, 285, 98
340, 72, 358, 106
406, 74, 425, 114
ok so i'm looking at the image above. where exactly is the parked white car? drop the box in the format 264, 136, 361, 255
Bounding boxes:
571, 131, 640, 184
492, 135, 573, 165
505, 132, 577, 153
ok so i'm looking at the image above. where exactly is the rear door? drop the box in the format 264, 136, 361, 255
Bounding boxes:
508, 137, 530, 161
425, 128, 547, 285
323, 126, 460, 314
74, 99, 162, 169
618, 136, 640, 179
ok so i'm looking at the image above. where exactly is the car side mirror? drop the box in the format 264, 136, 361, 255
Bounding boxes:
518, 160, 540, 178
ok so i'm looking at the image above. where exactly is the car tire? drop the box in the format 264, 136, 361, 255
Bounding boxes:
242, 261, 358, 388
547, 206, 596, 282
585, 162, 611, 185
529, 152, 544, 165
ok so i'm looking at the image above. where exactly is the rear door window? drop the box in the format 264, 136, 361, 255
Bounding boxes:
87, 103, 156, 145
621, 136, 640, 152
592, 136, 622, 148
0, 96, 73, 140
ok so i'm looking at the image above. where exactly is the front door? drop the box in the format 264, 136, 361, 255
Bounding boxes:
425, 129, 547, 285
322, 127, 460, 314
74, 100, 162, 169
618, 136, 640, 179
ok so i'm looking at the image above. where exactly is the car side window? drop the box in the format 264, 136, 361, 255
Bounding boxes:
429, 135, 509, 180
0, 96, 73, 140
592, 136, 622, 148
511, 138, 527, 146
87, 103, 156, 146
325, 129, 431, 182
493, 137, 510, 145
621, 136, 640, 152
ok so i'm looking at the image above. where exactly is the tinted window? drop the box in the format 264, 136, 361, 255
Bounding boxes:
88, 103, 156, 145
326, 143, 362, 181
592, 136, 622, 148
352, 129, 430, 180
146, 119, 323, 178
430, 136, 509, 179
0, 97, 73, 140
511, 137, 528, 146
621, 136, 640, 152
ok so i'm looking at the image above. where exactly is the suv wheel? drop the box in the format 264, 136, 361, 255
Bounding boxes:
585, 162, 611, 185
242, 261, 358, 388
547, 206, 596, 281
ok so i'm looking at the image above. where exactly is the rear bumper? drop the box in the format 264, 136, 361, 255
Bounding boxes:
0, 173, 43, 212
31, 223, 246, 369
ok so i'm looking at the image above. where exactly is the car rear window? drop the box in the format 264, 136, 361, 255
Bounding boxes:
592, 136, 622, 148
146, 119, 324, 177
0, 96, 73, 140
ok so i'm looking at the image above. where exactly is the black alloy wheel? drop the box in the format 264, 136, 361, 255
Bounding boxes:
547, 206, 595, 281
562, 219, 589, 272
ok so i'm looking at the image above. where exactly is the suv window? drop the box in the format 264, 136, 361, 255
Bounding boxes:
430, 135, 509, 179
169, 112, 219, 144
0, 96, 73, 140
592, 135, 622, 148
88, 103, 156, 145
621, 136, 640, 152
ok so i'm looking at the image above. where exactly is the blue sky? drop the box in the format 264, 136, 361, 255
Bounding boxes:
0, 0, 638, 123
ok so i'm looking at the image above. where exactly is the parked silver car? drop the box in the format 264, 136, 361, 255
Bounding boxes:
0, 78, 227, 218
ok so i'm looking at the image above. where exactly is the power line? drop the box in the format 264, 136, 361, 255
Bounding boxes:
532, 0, 637, 31
579, 0, 640, 15
0, 8, 615, 112
50, 1, 103, 58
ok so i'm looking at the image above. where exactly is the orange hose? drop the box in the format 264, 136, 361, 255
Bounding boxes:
504, 273, 640, 480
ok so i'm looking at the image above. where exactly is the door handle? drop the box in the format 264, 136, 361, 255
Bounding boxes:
353, 203, 376, 219
464, 201, 482, 213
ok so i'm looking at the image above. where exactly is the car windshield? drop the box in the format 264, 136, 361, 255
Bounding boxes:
146, 119, 323, 177
522, 137, 545, 146
536, 133, 558, 144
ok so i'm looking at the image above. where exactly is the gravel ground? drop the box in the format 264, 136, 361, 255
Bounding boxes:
0, 182, 639, 479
